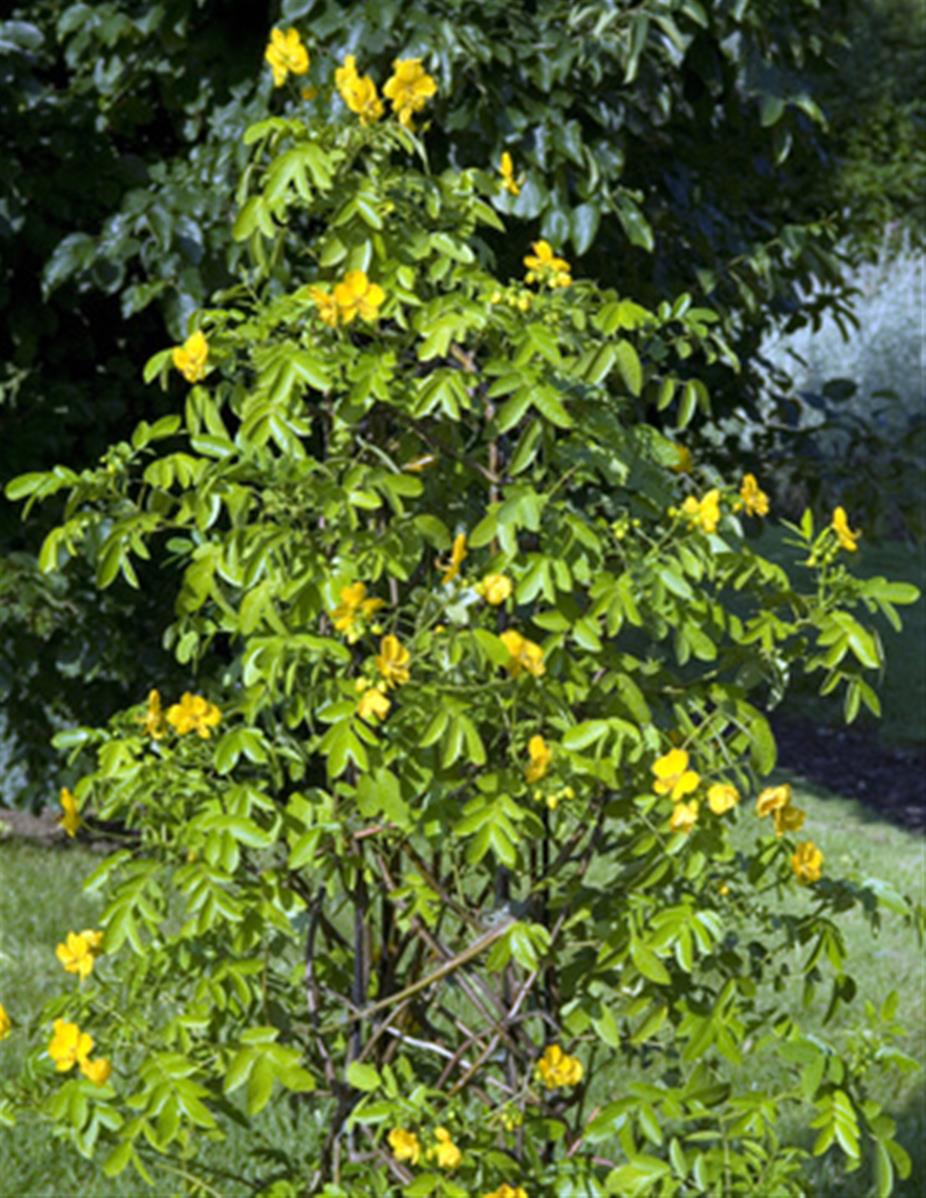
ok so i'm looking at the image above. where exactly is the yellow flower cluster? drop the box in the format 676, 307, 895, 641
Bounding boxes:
137, 688, 166, 739
430, 1126, 462, 1170
335, 54, 383, 124
500, 629, 545, 678
437, 532, 467, 585
0, 1001, 11, 1040
356, 680, 391, 724
376, 634, 411, 689
832, 505, 860, 552
539, 784, 575, 813
756, 783, 806, 837
166, 692, 221, 739
523, 240, 571, 289
681, 488, 721, 534
388, 1126, 420, 1164
653, 749, 740, 835
331, 581, 385, 640
524, 735, 551, 784
498, 152, 524, 197
738, 473, 770, 517
47, 1019, 111, 1085
792, 840, 824, 884
382, 58, 438, 128
707, 783, 740, 815
172, 329, 209, 383
652, 747, 699, 802
58, 786, 81, 838
309, 269, 384, 328
671, 444, 693, 474
388, 1126, 461, 1170
537, 1043, 583, 1089
476, 572, 513, 605
484, 1187, 528, 1198
265, 27, 309, 88
56, 930, 104, 981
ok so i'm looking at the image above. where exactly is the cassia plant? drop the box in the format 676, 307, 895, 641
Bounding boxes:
2, 33, 922, 1198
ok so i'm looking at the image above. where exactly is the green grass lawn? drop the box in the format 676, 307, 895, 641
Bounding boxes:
1, 778, 923, 1197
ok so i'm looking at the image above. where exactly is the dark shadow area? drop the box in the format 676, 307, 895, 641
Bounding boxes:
772, 713, 926, 832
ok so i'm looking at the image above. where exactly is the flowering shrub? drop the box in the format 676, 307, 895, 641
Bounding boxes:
2, 34, 923, 1197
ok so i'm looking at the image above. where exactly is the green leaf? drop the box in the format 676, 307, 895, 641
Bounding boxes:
346, 1062, 381, 1092
606, 1155, 671, 1195
571, 201, 601, 255
5, 472, 48, 501
631, 940, 671, 985
616, 194, 654, 252
615, 341, 643, 397
562, 720, 609, 751
760, 95, 785, 127
246, 1058, 275, 1115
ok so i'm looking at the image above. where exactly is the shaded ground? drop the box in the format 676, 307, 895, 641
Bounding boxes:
772, 713, 926, 831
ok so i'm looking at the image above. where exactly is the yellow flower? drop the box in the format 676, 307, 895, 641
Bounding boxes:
669, 798, 699, 835
376, 634, 411, 688
774, 802, 806, 838
166, 692, 221, 739
80, 1056, 112, 1086
476, 573, 513, 605
523, 240, 572, 288
388, 1127, 421, 1165
171, 329, 209, 383
500, 629, 545, 678
308, 285, 340, 328
498, 151, 524, 197
652, 748, 700, 801
681, 488, 721, 534
537, 1044, 583, 1089
437, 532, 467, 585
55, 930, 104, 980
431, 1127, 462, 1170
357, 686, 391, 723
483, 1187, 528, 1198
739, 473, 769, 517
525, 735, 552, 784
756, 783, 792, 819
792, 840, 824, 884
0, 1002, 11, 1041
718, 882, 730, 897
333, 269, 385, 324
330, 582, 385, 638
543, 785, 575, 812
48, 1019, 93, 1072
832, 506, 860, 552
382, 58, 437, 128
58, 786, 81, 838
404, 453, 437, 473
137, 688, 166, 740
335, 54, 384, 124
264, 27, 309, 88
671, 444, 693, 474
707, 783, 739, 815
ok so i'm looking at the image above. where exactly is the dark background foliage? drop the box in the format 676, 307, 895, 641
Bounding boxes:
1, 0, 921, 806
